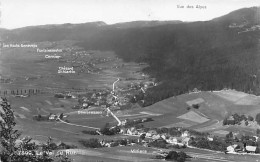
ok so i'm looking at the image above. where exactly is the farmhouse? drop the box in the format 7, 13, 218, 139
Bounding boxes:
126, 127, 138, 135
207, 137, 213, 141
146, 132, 152, 137
82, 103, 89, 108
126, 129, 132, 135
227, 144, 238, 153
181, 130, 190, 137
245, 146, 257, 153
161, 134, 167, 140
166, 137, 178, 144
120, 128, 127, 134
147, 130, 157, 136
152, 134, 161, 140
182, 137, 190, 145
227, 143, 244, 153
49, 114, 57, 120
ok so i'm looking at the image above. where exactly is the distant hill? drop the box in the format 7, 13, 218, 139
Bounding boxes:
111, 20, 183, 28
0, 21, 108, 42
2, 7, 260, 106
0, 20, 183, 42
212, 7, 260, 25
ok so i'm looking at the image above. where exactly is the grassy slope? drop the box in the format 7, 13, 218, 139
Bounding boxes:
132, 90, 260, 132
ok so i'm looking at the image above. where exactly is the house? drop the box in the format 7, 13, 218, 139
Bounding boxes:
82, 103, 88, 108
246, 146, 257, 153
67, 92, 76, 99
120, 128, 126, 134
152, 134, 161, 140
249, 136, 257, 142
130, 127, 136, 132
133, 130, 139, 135
121, 119, 128, 126
127, 129, 133, 135
126, 127, 137, 135
207, 137, 213, 141
166, 137, 178, 144
233, 133, 243, 140
227, 116, 235, 124
141, 118, 147, 122
253, 136, 259, 141
181, 131, 190, 137
232, 142, 244, 152
105, 143, 111, 147
227, 144, 238, 153
161, 135, 166, 140
146, 130, 157, 138
94, 101, 100, 106
146, 132, 152, 137
100, 140, 106, 146
49, 114, 56, 120
143, 143, 148, 147
182, 137, 190, 145
137, 130, 145, 136
148, 130, 157, 135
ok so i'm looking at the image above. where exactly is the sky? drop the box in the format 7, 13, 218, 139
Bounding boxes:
0, 0, 259, 29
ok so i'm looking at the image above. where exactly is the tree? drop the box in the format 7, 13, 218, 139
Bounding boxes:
178, 151, 187, 159
256, 113, 260, 125
257, 129, 260, 135
139, 133, 146, 141
160, 127, 169, 134
100, 123, 115, 135
245, 120, 249, 126
255, 147, 260, 154
192, 104, 199, 109
0, 98, 71, 162
79, 138, 102, 148
0, 98, 21, 162
226, 132, 233, 140
248, 115, 254, 121
59, 113, 64, 119
165, 151, 187, 162
223, 118, 228, 125
119, 139, 127, 146
165, 151, 178, 160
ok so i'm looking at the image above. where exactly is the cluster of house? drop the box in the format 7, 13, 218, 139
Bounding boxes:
77, 91, 110, 109
116, 126, 260, 155
227, 143, 258, 154
54, 92, 77, 99
48, 113, 67, 121
226, 133, 259, 154
99, 138, 141, 148
0, 77, 13, 84
127, 81, 156, 90
106, 92, 129, 107
119, 127, 191, 146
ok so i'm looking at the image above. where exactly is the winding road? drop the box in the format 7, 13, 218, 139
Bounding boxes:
112, 78, 120, 91
58, 118, 100, 130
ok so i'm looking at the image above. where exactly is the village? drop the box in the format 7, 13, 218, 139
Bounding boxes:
93, 123, 260, 156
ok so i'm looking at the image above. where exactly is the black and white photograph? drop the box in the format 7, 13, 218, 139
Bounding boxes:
0, 0, 260, 161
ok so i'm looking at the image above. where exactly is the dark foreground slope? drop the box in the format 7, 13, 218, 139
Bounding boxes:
1, 7, 260, 106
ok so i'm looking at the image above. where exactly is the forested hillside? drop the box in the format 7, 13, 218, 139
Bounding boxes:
80, 7, 260, 106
